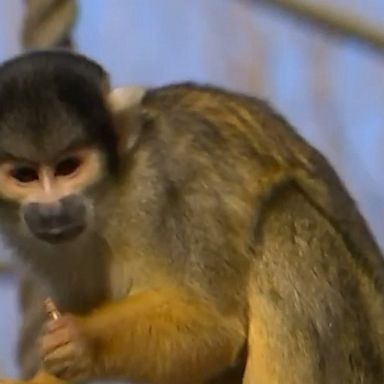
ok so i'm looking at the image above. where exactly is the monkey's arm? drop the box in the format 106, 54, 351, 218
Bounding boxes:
41, 284, 245, 384
243, 183, 381, 384
16, 273, 50, 379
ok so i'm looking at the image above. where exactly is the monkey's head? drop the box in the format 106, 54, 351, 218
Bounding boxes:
0, 50, 145, 244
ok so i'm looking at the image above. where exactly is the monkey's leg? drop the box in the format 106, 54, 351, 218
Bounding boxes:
243, 183, 384, 384
40, 284, 245, 384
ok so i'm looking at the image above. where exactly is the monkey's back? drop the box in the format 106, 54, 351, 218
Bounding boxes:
138, 84, 384, 376
142, 83, 384, 291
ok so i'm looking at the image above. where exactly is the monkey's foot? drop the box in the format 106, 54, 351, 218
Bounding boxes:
0, 379, 28, 384
40, 314, 94, 381
0, 371, 66, 384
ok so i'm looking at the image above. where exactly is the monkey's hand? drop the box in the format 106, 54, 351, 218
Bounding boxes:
39, 314, 94, 382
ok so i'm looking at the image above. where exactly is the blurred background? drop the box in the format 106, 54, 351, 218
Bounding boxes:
0, 0, 384, 377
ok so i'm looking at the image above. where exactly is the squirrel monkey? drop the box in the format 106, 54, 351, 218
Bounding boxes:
0, 50, 382, 384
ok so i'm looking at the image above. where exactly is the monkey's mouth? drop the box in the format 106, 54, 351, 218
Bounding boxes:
34, 223, 85, 244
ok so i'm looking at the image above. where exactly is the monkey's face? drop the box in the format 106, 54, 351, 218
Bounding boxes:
0, 147, 106, 244
0, 50, 123, 244
0, 51, 145, 245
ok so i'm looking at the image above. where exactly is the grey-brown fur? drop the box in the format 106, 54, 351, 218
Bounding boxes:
0, 51, 382, 383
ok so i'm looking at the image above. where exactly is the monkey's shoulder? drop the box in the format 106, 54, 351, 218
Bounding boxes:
141, 82, 315, 172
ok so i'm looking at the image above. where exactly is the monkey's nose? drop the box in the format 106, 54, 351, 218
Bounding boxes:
22, 197, 86, 243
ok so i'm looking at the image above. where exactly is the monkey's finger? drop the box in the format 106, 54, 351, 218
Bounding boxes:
43, 343, 76, 368
44, 315, 71, 333
43, 343, 85, 381
40, 328, 72, 355
44, 361, 71, 381
47, 362, 88, 382
43, 320, 64, 334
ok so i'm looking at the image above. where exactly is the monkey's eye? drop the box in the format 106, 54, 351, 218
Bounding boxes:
55, 156, 81, 177
10, 166, 38, 183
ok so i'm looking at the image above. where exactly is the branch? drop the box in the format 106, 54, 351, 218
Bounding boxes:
250, 0, 384, 52
22, 0, 77, 49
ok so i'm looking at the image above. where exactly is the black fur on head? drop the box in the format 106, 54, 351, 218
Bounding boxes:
0, 49, 119, 172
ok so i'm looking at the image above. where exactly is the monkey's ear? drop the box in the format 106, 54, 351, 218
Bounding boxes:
107, 86, 147, 154
107, 86, 146, 113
